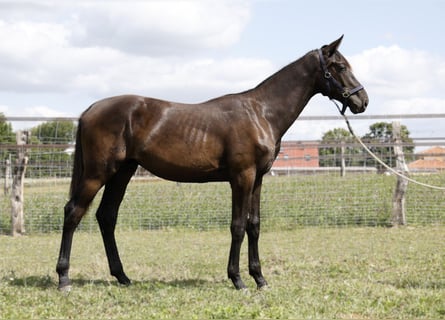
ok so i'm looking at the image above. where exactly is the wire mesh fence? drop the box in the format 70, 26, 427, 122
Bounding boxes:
1, 115, 445, 234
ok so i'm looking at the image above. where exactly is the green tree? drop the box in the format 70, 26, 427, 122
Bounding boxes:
0, 113, 15, 160
31, 121, 76, 144
319, 128, 361, 167
0, 113, 15, 144
361, 122, 414, 170
29, 121, 77, 178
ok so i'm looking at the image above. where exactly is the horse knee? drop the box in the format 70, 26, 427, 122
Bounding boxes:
247, 217, 260, 238
230, 223, 246, 242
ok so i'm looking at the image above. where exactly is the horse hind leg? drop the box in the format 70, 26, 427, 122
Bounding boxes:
96, 160, 138, 285
56, 178, 104, 290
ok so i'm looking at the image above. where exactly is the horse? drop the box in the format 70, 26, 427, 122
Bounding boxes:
56, 36, 368, 291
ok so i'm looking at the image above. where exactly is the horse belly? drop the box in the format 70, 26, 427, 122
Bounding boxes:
137, 146, 228, 183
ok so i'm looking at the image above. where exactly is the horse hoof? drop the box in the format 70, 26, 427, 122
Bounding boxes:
231, 277, 247, 290
257, 284, 269, 291
118, 280, 132, 287
117, 276, 131, 286
241, 287, 250, 295
58, 284, 72, 293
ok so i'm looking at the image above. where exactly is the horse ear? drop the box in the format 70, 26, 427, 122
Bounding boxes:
322, 35, 344, 57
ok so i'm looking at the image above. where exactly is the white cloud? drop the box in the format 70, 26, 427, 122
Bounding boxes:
71, 1, 251, 55
22, 105, 68, 117
0, 0, 269, 100
2, 2, 444, 141
0, 1, 251, 56
380, 97, 445, 114
350, 46, 445, 101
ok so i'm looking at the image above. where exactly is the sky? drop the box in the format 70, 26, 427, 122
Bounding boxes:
0, 0, 444, 140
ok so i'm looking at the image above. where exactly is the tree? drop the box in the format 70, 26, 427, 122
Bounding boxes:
0, 114, 14, 142
0, 113, 15, 195
29, 121, 77, 178
319, 128, 361, 167
31, 120, 77, 144
0, 113, 15, 167
361, 122, 414, 170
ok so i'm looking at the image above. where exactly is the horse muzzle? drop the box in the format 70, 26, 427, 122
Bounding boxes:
347, 90, 369, 114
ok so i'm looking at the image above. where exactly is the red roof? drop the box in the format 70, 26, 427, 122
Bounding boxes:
408, 159, 445, 170
408, 146, 445, 170
272, 141, 319, 168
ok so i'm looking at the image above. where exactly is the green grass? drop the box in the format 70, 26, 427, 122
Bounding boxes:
1, 227, 444, 319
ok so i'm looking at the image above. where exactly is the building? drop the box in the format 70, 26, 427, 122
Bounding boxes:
270, 141, 319, 175
408, 146, 445, 172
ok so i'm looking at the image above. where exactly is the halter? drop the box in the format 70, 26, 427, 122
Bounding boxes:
318, 49, 364, 115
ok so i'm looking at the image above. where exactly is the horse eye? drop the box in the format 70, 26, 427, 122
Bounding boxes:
338, 64, 347, 72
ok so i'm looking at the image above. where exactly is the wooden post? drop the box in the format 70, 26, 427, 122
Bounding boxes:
391, 122, 408, 226
11, 130, 30, 236
340, 140, 346, 177
4, 155, 11, 195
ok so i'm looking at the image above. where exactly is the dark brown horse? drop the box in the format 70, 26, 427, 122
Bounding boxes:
56, 36, 368, 291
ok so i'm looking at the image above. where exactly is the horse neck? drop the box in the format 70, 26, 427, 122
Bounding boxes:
250, 50, 319, 139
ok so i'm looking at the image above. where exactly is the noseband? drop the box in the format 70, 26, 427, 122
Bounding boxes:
318, 49, 364, 115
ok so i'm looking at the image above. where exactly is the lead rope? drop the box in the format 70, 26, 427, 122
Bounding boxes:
332, 100, 445, 191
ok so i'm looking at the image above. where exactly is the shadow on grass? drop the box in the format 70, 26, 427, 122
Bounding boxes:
4, 275, 55, 289
4, 275, 222, 290
385, 278, 445, 290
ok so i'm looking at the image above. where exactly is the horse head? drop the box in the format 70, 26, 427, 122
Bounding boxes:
318, 36, 369, 114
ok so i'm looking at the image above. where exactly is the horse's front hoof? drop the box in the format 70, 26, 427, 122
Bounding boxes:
257, 283, 269, 291
231, 278, 247, 290
57, 275, 72, 292
256, 278, 268, 290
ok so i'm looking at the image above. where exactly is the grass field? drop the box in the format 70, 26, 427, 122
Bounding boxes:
0, 227, 444, 319
2, 173, 445, 234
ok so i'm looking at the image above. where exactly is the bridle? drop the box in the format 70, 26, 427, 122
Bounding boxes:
318, 49, 364, 115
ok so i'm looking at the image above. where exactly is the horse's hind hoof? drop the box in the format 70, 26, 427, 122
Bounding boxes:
115, 273, 131, 286
58, 284, 72, 294
118, 280, 132, 287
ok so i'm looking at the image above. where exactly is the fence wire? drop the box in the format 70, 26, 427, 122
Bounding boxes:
1, 116, 445, 234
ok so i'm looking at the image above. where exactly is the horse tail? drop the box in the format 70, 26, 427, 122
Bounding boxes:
69, 119, 84, 198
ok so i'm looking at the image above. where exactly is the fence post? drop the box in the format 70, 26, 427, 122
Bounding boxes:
4, 155, 11, 195
340, 139, 346, 177
11, 130, 30, 236
391, 122, 408, 226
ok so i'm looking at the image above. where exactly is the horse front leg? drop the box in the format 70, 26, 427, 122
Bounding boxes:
246, 175, 268, 289
227, 169, 255, 290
